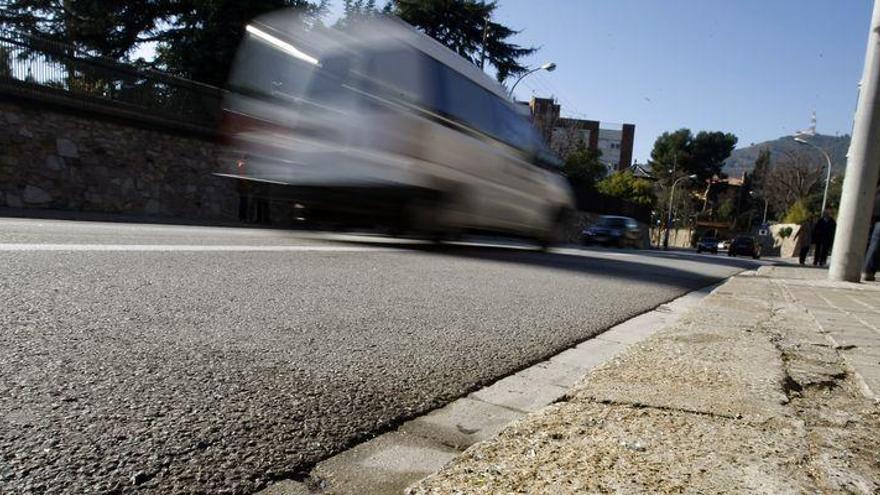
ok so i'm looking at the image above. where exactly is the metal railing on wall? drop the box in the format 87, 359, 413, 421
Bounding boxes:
0, 29, 221, 129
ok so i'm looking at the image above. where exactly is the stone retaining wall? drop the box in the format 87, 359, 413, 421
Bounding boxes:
0, 98, 238, 220
648, 227, 693, 249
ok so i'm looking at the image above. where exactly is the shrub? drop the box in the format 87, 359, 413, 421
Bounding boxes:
783, 200, 810, 225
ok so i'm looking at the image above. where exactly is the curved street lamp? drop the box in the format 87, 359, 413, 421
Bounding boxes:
663, 174, 698, 250
794, 136, 833, 214
508, 62, 556, 98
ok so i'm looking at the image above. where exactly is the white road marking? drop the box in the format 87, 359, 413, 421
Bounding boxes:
0, 243, 398, 253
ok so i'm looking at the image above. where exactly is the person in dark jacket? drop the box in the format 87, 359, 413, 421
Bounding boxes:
796, 218, 813, 265
812, 209, 836, 267
861, 188, 880, 281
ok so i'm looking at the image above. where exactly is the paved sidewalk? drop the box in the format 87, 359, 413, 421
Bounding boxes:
776, 266, 880, 401
409, 266, 880, 494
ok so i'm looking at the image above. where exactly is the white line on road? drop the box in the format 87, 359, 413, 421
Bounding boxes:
0, 243, 398, 253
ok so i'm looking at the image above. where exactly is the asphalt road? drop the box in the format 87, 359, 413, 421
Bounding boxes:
0, 218, 764, 494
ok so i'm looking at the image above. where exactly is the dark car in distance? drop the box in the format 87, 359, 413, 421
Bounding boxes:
582, 215, 642, 248
728, 235, 761, 259
696, 236, 718, 254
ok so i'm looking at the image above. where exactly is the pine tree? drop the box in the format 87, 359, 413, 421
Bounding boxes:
386, 0, 536, 83
1, 0, 327, 85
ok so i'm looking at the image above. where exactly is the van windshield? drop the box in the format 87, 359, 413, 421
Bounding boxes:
227, 36, 320, 101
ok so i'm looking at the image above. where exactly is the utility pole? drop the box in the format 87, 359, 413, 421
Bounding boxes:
479, 15, 490, 70
829, 0, 880, 282
662, 154, 677, 250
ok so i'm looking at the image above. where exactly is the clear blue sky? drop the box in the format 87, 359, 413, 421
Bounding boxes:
327, 1, 871, 162
490, 0, 872, 162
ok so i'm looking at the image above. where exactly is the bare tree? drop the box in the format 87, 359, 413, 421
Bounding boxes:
764, 149, 824, 214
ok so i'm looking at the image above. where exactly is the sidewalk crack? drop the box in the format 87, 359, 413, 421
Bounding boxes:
585, 397, 743, 421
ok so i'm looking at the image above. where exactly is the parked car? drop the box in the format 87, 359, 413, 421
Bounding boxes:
582, 215, 642, 248
717, 239, 731, 251
696, 236, 718, 254
728, 235, 761, 259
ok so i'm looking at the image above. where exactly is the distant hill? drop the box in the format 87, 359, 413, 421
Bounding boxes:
723, 134, 850, 178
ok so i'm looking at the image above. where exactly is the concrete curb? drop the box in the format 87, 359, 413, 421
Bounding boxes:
257, 282, 723, 495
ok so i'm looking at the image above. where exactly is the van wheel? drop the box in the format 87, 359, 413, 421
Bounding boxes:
538, 208, 571, 251
400, 188, 446, 240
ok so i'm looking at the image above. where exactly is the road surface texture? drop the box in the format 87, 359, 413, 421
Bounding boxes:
0, 218, 762, 494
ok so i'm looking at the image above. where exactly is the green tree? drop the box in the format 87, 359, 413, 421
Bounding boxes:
386, 0, 536, 83
649, 128, 738, 183
716, 197, 735, 221
1, 0, 327, 85
596, 171, 655, 207
751, 148, 771, 193
744, 147, 772, 226
806, 173, 843, 214
562, 143, 605, 190
335, 0, 380, 28
783, 199, 811, 225
0, 0, 172, 59
649, 128, 737, 231
154, 0, 327, 85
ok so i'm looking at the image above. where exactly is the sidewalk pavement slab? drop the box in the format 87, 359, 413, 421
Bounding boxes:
409, 401, 813, 495
409, 266, 880, 494
571, 290, 791, 423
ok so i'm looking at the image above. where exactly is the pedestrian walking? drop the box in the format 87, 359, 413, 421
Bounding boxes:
861, 188, 880, 280
812, 209, 836, 267
795, 218, 813, 265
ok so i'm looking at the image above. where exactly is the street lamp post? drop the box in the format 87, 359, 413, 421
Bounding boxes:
508, 62, 556, 98
794, 136, 833, 214
750, 190, 769, 224
663, 174, 697, 250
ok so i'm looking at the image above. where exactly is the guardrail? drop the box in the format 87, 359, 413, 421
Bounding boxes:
0, 30, 221, 128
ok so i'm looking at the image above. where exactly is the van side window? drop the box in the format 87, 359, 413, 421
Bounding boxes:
436, 65, 494, 137
361, 49, 425, 105
492, 100, 536, 152
355, 48, 546, 158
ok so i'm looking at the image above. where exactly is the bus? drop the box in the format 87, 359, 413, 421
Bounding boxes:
218, 12, 574, 246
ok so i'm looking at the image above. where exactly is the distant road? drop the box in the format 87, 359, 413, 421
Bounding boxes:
0, 218, 763, 494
